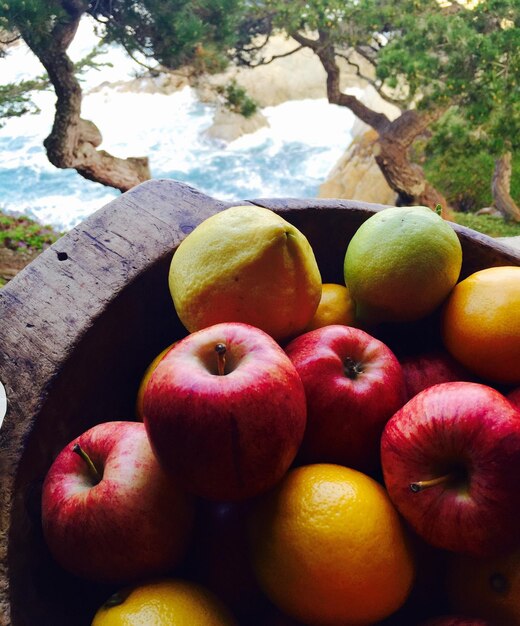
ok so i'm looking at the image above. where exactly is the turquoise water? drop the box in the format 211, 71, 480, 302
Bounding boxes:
0, 24, 354, 231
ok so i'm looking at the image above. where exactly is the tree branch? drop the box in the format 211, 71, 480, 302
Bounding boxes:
240, 43, 304, 68
17, 5, 150, 191
292, 27, 449, 213
335, 49, 407, 108
311, 34, 391, 132
492, 151, 520, 222
291, 30, 321, 50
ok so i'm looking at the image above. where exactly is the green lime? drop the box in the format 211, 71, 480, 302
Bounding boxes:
344, 206, 462, 324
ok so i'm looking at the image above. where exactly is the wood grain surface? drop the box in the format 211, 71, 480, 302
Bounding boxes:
0, 179, 519, 625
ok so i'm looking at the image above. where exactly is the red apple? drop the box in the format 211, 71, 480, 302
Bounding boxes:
400, 348, 476, 401
284, 325, 406, 472
41, 421, 194, 584
143, 322, 307, 501
381, 382, 520, 557
508, 386, 520, 409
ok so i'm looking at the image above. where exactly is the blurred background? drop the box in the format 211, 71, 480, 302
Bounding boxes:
1, 0, 519, 282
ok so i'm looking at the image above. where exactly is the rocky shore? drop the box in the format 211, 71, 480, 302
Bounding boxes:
89, 34, 402, 205
2, 33, 518, 285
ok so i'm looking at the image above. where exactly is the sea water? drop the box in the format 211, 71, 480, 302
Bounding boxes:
0, 19, 355, 232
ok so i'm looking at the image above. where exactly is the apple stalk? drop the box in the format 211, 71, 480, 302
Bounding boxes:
344, 357, 364, 380
215, 343, 227, 376
72, 443, 102, 484
409, 473, 453, 493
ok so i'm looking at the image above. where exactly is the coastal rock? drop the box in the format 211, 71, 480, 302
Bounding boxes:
88, 71, 190, 95
205, 107, 269, 142
88, 34, 378, 144
319, 85, 402, 204
476, 206, 503, 218
318, 129, 396, 206
497, 236, 520, 251
195, 34, 362, 108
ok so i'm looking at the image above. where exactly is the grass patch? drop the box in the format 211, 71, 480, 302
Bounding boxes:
0, 211, 61, 252
453, 212, 520, 238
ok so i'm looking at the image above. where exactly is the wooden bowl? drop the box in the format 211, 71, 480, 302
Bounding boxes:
1, 180, 519, 625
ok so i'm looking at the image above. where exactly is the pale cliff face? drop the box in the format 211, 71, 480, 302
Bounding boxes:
318, 130, 397, 206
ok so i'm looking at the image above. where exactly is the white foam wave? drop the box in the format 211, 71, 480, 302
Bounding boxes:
22, 192, 119, 232
1, 19, 355, 231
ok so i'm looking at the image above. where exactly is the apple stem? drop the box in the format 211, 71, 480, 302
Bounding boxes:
215, 343, 227, 376
409, 473, 453, 493
344, 357, 364, 379
72, 443, 101, 484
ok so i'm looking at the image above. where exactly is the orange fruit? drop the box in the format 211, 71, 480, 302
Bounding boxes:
446, 548, 520, 626
441, 266, 520, 385
248, 464, 415, 626
91, 578, 238, 625
135, 343, 175, 420
303, 283, 356, 331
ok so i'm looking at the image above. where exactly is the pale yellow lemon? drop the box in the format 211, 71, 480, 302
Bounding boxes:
169, 205, 322, 342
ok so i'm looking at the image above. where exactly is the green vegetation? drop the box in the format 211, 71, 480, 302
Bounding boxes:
236, 0, 520, 214
0, 211, 60, 252
453, 212, 520, 238
217, 80, 258, 118
0, 210, 61, 286
414, 121, 520, 212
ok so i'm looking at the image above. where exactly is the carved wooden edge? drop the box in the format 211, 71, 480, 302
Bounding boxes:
0, 179, 519, 624
251, 197, 520, 277
0, 180, 231, 624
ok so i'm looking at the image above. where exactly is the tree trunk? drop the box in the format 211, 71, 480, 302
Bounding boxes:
492, 152, 520, 222
292, 31, 451, 218
18, 8, 150, 192
374, 109, 452, 217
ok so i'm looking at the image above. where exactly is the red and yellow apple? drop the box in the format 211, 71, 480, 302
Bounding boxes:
143, 322, 307, 501
381, 382, 520, 557
41, 421, 194, 584
284, 324, 406, 472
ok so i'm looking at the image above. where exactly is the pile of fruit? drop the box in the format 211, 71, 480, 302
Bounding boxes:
40, 205, 520, 626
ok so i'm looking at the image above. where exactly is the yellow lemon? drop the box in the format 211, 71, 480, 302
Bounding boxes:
91, 579, 238, 626
344, 206, 462, 324
169, 205, 321, 342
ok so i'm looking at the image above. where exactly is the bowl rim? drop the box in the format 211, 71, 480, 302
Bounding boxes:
1, 178, 519, 623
